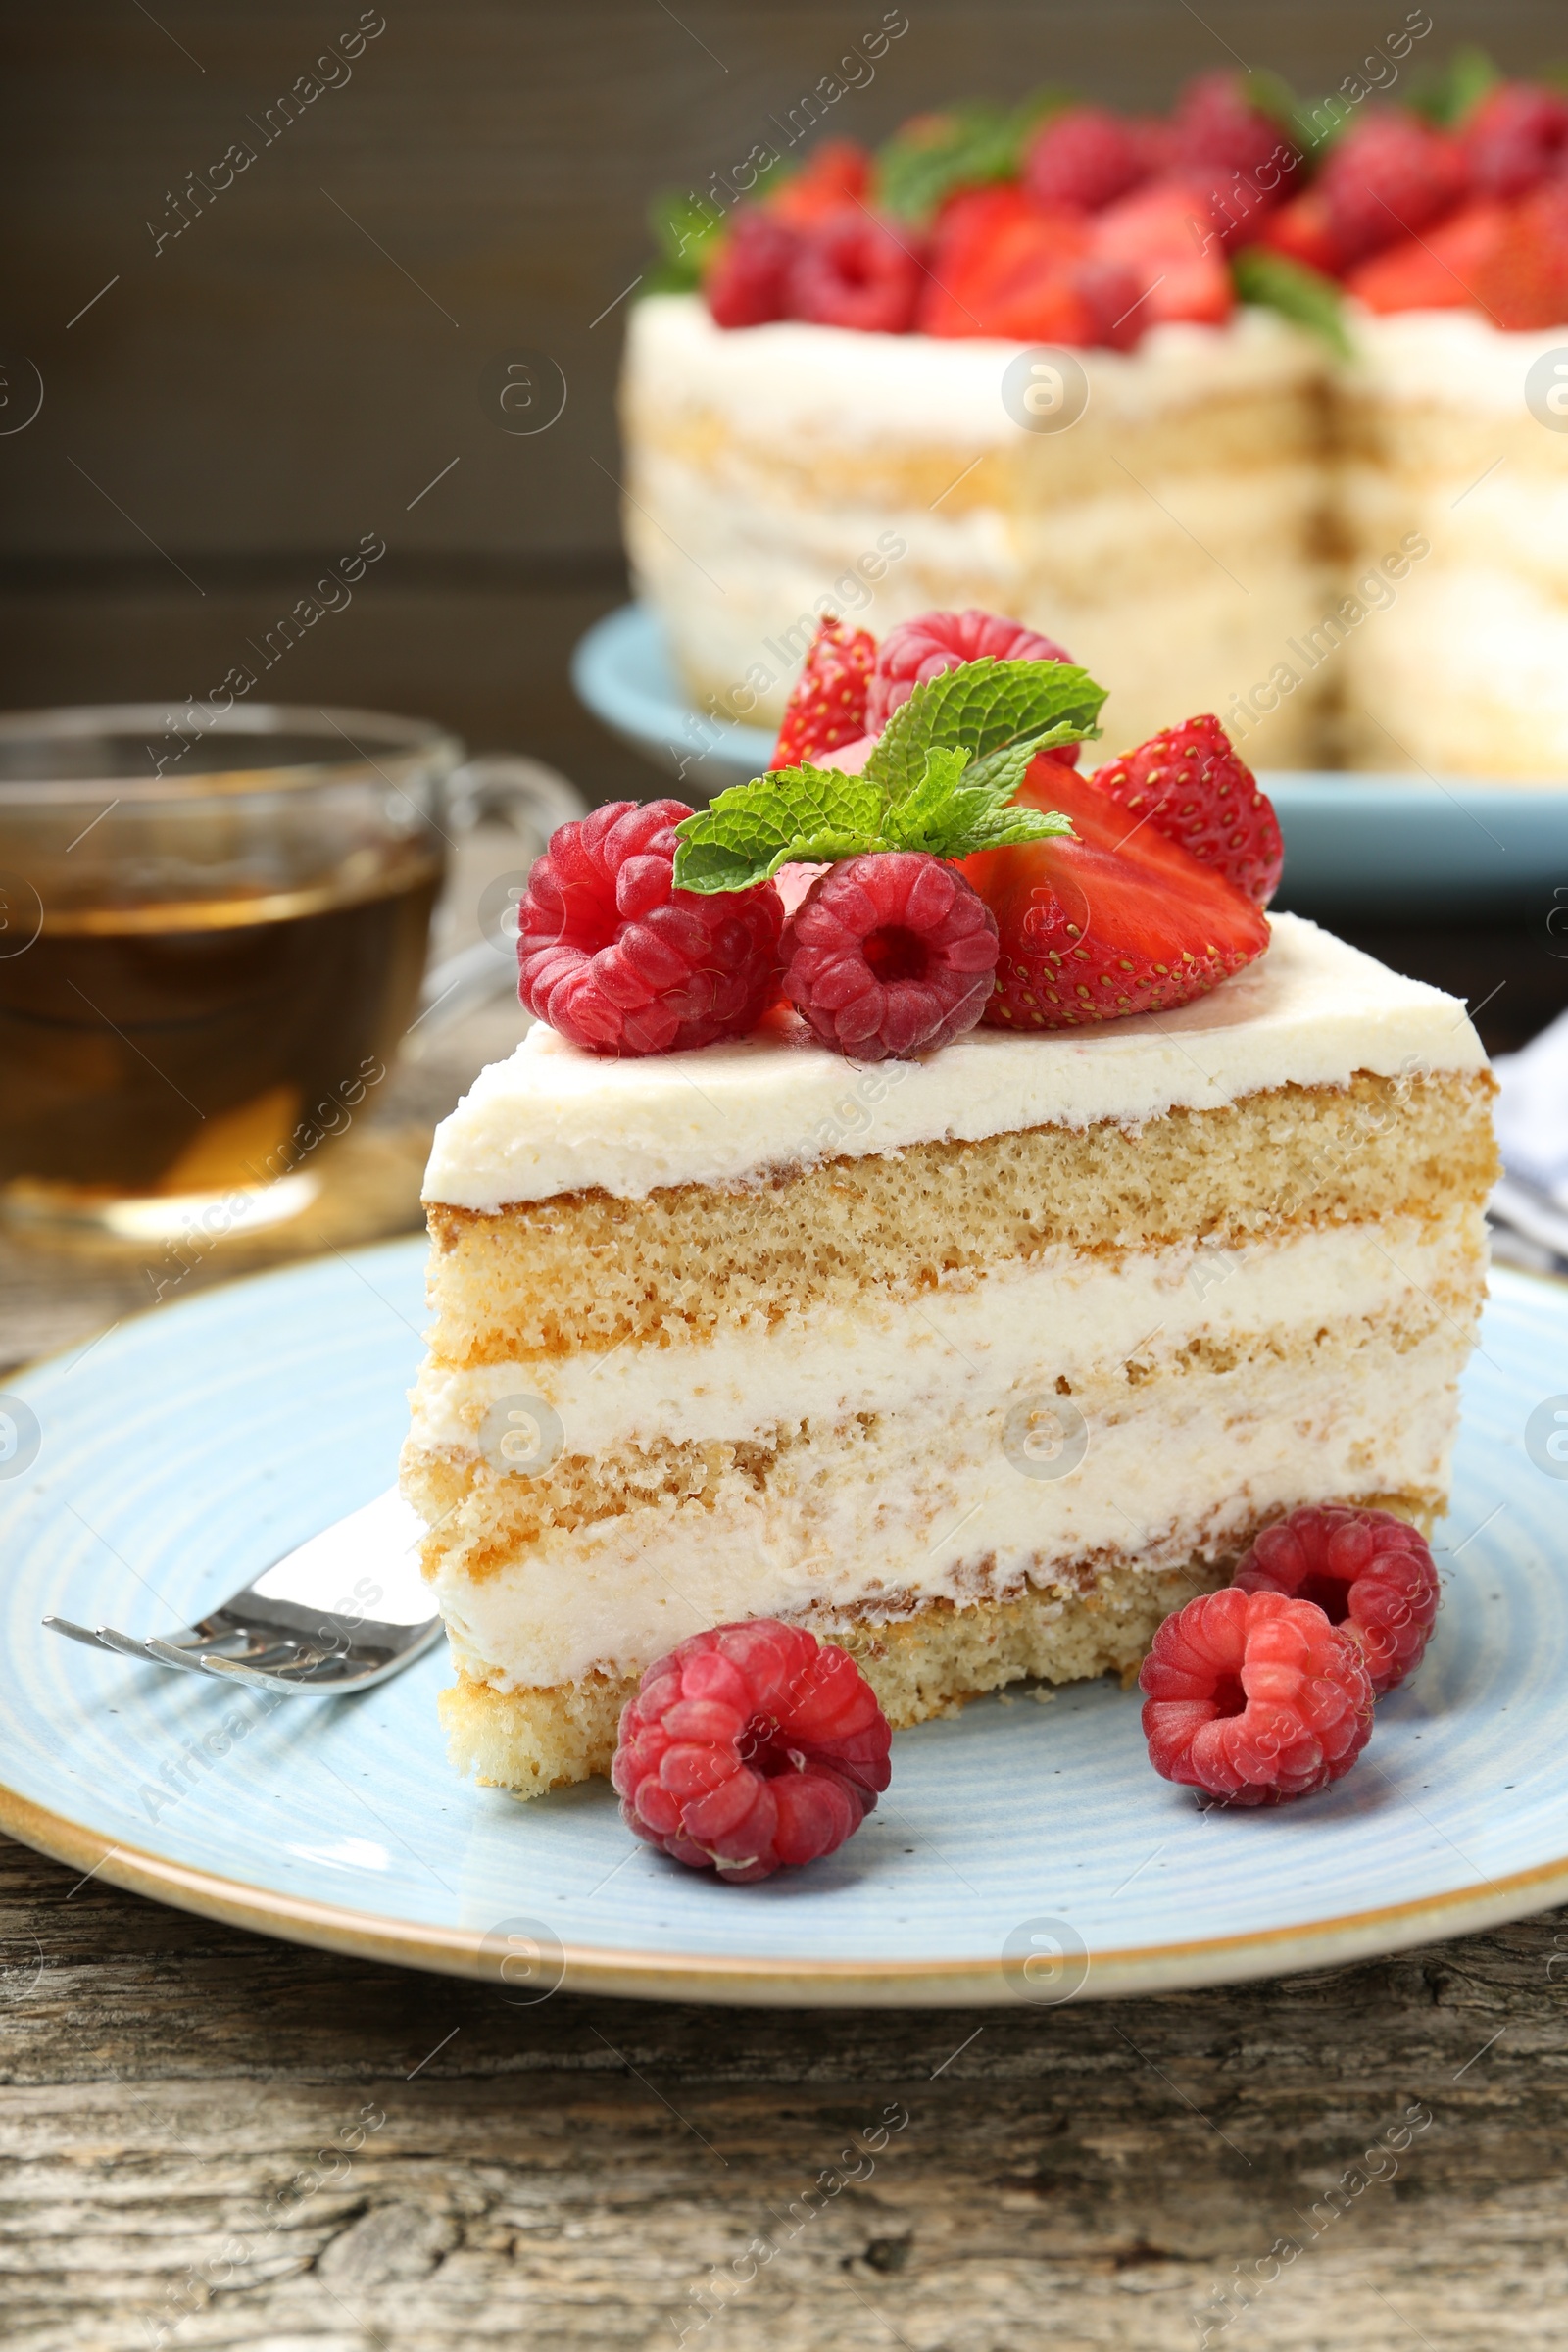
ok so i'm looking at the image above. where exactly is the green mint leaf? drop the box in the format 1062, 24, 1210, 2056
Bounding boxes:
872, 91, 1069, 225
1404, 43, 1498, 128
865, 658, 1105, 803
883, 733, 1076, 858
672, 763, 888, 891
1231, 245, 1352, 359
672, 655, 1100, 889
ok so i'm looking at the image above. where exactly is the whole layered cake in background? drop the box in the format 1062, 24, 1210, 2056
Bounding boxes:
622, 50, 1568, 778
401, 613, 1497, 1797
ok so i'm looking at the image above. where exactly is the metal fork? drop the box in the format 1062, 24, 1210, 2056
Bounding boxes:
43, 1489, 442, 1695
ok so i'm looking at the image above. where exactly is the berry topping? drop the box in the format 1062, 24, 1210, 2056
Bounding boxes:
1346, 197, 1511, 315
705, 206, 800, 328
767, 138, 872, 228
919, 190, 1094, 341
1462, 81, 1568, 199
1317, 114, 1469, 266
868, 608, 1076, 734
781, 851, 1000, 1059
611, 1619, 893, 1880
1472, 180, 1568, 330
1091, 714, 1284, 906
517, 800, 782, 1056
1173, 70, 1295, 188
1023, 105, 1147, 213
789, 209, 923, 333
772, 614, 877, 768
1232, 1505, 1441, 1697
965, 759, 1271, 1030
1089, 179, 1237, 325
1139, 1586, 1375, 1807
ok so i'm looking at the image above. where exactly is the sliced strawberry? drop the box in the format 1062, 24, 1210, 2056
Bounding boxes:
921, 191, 1093, 340
962, 760, 1270, 1031
1090, 180, 1236, 325
771, 616, 877, 766
1090, 715, 1283, 906
767, 139, 871, 228
1347, 199, 1512, 314
1258, 188, 1344, 277
1472, 181, 1568, 330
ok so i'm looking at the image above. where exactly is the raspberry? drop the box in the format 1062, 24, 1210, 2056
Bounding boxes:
767, 138, 872, 229
866, 608, 1076, 738
1091, 714, 1283, 906
706, 206, 800, 328
1463, 82, 1568, 200
1139, 1587, 1374, 1807
789, 209, 923, 333
1318, 114, 1469, 266
517, 800, 782, 1056
772, 613, 876, 767
1174, 71, 1296, 187
1232, 1505, 1441, 1697
611, 1618, 893, 1881
1023, 106, 1147, 213
781, 852, 999, 1059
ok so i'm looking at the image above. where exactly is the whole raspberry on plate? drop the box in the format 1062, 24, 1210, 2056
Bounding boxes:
789, 210, 923, 333
612, 1619, 893, 1881
867, 609, 1076, 735
772, 614, 877, 767
1091, 713, 1284, 906
1140, 1586, 1374, 1806
517, 800, 782, 1056
1232, 1505, 1441, 1696
782, 851, 1000, 1059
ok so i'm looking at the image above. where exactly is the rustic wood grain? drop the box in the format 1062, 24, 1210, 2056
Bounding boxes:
2, 1820, 1567, 2351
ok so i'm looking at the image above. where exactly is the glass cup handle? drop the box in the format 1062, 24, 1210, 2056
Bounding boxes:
413, 755, 589, 1043
446, 753, 586, 858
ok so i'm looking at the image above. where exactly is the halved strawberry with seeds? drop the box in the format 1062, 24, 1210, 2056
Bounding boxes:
771, 615, 877, 767
962, 759, 1269, 1030
1090, 714, 1283, 906
1347, 199, 1512, 315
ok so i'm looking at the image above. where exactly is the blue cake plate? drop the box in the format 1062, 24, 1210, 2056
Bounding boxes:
2, 1242, 1566, 2007
573, 602, 1568, 913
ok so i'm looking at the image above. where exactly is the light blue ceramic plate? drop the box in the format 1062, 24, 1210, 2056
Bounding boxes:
573, 602, 1568, 913
2, 1244, 1567, 2008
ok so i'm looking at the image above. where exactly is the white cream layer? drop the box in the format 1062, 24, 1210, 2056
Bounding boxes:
1344, 303, 1568, 414
422, 915, 1484, 1211
435, 1330, 1467, 1691
410, 1212, 1477, 1459
626, 293, 1326, 445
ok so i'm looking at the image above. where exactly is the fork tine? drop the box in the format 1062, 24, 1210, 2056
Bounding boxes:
42, 1616, 122, 1656
152, 1645, 315, 1693
92, 1624, 197, 1669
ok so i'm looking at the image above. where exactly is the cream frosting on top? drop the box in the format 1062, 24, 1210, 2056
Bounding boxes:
422, 914, 1486, 1211
625, 292, 1326, 445
1344, 302, 1568, 412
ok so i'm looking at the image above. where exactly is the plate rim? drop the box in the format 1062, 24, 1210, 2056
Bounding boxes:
5, 1774, 1567, 2008
7, 1249, 1568, 2009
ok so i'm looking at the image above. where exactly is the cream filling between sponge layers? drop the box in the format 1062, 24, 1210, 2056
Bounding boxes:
422, 915, 1486, 1212
430, 1325, 1469, 1693
410, 1211, 1480, 1460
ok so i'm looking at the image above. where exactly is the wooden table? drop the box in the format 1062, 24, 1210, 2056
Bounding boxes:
4, 901, 1564, 2351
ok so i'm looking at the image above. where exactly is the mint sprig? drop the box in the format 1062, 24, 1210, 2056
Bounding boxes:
1231, 244, 1351, 359
671, 657, 1105, 894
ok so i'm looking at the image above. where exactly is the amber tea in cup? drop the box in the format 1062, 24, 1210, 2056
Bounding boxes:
0, 704, 458, 1239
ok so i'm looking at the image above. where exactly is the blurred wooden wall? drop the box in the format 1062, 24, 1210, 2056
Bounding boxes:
4, 0, 1564, 798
